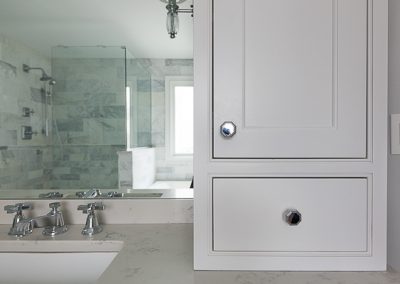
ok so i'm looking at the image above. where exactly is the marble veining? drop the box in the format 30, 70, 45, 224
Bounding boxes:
0, 223, 397, 284
95, 224, 400, 284
0, 59, 16, 76
50, 56, 194, 189
0, 34, 53, 190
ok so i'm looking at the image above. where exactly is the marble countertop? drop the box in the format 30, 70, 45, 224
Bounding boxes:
1, 224, 400, 284
0, 188, 193, 199
97, 224, 400, 284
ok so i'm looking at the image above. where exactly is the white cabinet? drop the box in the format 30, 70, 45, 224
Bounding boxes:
213, 0, 367, 158
213, 178, 369, 253
194, 0, 387, 271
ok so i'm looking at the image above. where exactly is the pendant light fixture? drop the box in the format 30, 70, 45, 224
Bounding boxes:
160, 0, 193, 39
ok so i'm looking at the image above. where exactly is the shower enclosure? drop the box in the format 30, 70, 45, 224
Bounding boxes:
122, 58, 194, 190
50, 46, 127, 190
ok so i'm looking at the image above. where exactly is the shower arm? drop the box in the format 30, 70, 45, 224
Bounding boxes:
22, 64, 46, 74
23, 64, 55, 84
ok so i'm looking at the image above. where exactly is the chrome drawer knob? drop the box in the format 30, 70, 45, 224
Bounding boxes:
284, 209, 302, 226
220, 121, 236, 138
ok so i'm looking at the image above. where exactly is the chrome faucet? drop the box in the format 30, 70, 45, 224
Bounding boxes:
78, 202, 105, 235
105, 191, 123, 198
15, 202, 68, 236
39, 191, 63, 199
4, 203, 32, 236
75, 189, 123, 198
76, 188, 102, 198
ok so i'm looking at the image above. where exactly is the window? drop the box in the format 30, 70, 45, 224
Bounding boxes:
125, 85, 131, 149
125, 76, 138, 150
165, 77, 194, 159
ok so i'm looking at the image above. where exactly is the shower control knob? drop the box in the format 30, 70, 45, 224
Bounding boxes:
220, 121, 236, 138
284, 209, 302, 226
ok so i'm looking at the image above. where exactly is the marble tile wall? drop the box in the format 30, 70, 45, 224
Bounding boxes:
0, 40, 193, 190
50, 145, 124, 189
0, 34, 53, 189
51, 56, 126, 189
127, 59, 193, 181
127, 59, 152, 148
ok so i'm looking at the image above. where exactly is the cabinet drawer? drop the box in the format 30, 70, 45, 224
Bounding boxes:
213, 178, 369, 253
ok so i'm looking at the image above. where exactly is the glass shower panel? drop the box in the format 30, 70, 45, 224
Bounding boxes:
125, 59, 194, 190
50, 46, 126, 189
127, 59, 152, 148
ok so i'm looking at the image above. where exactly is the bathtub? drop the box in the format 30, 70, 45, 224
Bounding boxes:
148, 180, 191, 189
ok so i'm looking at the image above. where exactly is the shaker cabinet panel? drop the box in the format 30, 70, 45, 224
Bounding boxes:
213, 178, 369, 253
213, 0, 368, 158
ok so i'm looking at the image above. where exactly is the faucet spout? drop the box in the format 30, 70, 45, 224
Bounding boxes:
42, 202, 68, 236
30, 214, 55, 228
4, 203, 32, 236
14, 215, 54, 236
15, 202, 68, 236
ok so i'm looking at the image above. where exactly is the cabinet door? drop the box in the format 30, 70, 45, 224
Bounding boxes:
213, 0, 367, 158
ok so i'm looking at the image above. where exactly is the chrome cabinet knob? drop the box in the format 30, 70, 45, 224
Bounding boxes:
220, 121, 236, 137
284, 209, 302, 226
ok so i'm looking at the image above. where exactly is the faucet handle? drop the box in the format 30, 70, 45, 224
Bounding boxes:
85, 188, 102, 198
78, 202, 104, 236
77, 202, 105, 214
106, 191, 123, 198
39, 192, 63, 199
4, 203, 32, 214
92, 202, 105, 211
75, 189, 102, 199
49, 202, 61, 210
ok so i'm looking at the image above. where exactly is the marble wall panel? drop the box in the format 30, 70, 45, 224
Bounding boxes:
127, 58, 193, 181
0, 34, 52, 189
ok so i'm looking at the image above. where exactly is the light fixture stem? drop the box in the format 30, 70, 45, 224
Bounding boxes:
165, 0, 193, 38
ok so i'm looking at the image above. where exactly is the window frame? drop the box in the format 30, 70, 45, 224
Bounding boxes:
165, 76, 194, 161
126, 76, 137, 150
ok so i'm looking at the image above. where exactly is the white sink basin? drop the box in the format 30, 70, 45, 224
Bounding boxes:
0, 238, 123, 284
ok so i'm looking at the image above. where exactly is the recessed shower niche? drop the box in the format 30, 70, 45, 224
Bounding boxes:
0, 0, 193, 199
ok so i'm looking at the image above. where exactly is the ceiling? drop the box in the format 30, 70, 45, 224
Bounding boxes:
0, 0, 193, 59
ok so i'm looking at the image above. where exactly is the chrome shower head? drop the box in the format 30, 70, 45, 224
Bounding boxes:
40, 74, 51, 81
23, 64, 55, 85
41, 75, 56, 86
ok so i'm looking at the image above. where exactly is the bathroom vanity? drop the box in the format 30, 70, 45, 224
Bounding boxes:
0, 199, 194, 283
194, 0, 388, 270
0, 224, 123, 283
2, 223, 399, 284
